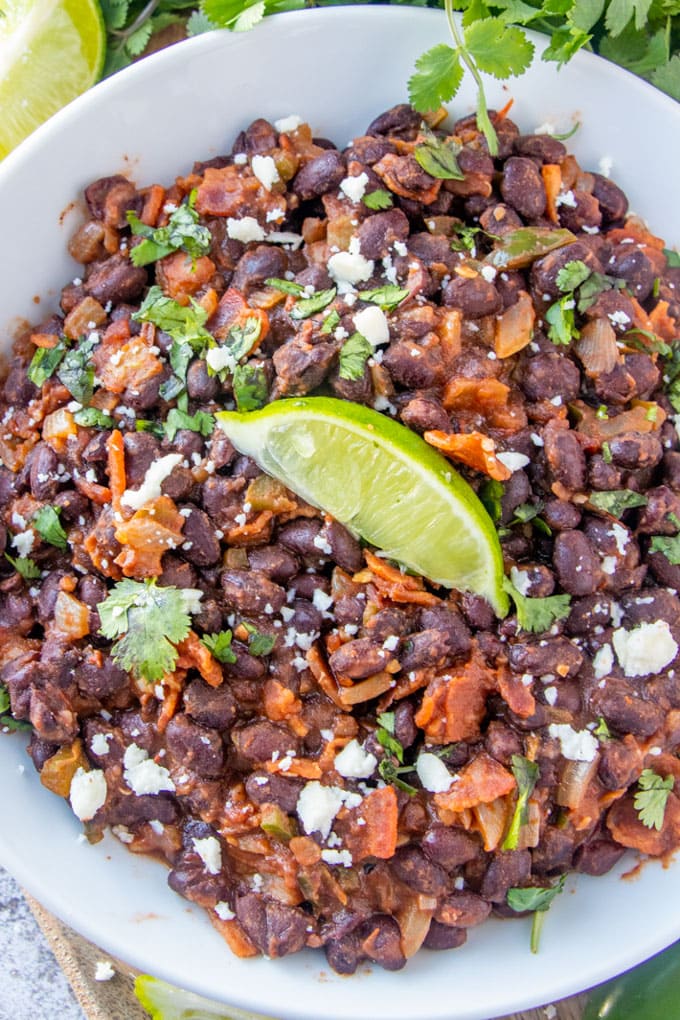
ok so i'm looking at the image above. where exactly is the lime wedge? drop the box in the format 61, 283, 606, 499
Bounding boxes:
134, 975, 276, 1020
216, 397, 508, 616
0, 0, 105, 159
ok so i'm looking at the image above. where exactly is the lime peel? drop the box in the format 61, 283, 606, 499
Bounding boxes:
134, 974, 277, 1020
216, 397, 508, 617
0, 0, 105, 159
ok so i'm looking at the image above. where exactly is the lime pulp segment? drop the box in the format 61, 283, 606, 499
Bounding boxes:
0, 0, 105, 159
216, 397, 508, 617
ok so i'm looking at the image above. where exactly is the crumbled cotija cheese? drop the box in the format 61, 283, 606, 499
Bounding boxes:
612, 620, 678, 677
548, 723, 599, 762
334, 739, 377, 779
121, 454, 183, 511
192, 835, 222, 875
69, 768, 107, 821
123, 743, 175, 796
416, 752, 454, 793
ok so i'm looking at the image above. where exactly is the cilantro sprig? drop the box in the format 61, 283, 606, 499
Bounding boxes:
32, 506, 69, 551
127, 190, 212, 266
98, 579, 203, 683
507, 875, 567, 953
338, 332, 372, 381
502, 577, 571, 634
634, 768, 674, 831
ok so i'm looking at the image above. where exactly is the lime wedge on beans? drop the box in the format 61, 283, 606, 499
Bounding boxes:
216, 397, 509, 617
0, 0, 105, 159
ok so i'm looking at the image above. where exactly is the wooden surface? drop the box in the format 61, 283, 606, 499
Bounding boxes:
25, 893, 587, 1020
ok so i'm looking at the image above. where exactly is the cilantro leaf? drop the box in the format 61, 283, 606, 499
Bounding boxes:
128, 193, 211, 267
588, 490, 648, 516
186, 10, 216, 35
320, 309, 341, 336
651, 55, 680, 102
376, 710, 404, 763
507, 876, 567, 915
414, 135, 465, 181
164, 407, 215, 442
289, 288, 336, 320
4, 554, 41, 580
464, 18, 535, 78
32, 506, 68, 551
338, 332, 372, 381
556, 259, 592, 293
232, 363, 268, 411
545, 295, 579, 346
408, 43, 464, 112
362, 189, 394, 211
73, 407, 115, 429
133, 286, 212, 348
232, 0, 265, 32
664, 248, 680, 269
507, 874, 567, 953
502, 754, 540, 851
502, 577, 572, 633
28, 341, 67, 388
241, 622, 276, 656
358, 285, 410, 311
594, 716, 612, 741
98, 579, 202, 683
488, 227, 575, 271
634, 768, 674, 831
201, 629, 237, 664
57, 334, 97, 404
650, 535, 680, 564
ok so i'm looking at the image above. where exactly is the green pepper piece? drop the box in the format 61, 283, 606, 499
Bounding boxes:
583, 940, 680, 1020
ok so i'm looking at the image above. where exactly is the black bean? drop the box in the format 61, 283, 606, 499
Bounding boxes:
574, 839, 626, 877
180, 506, 221, 567
329, 638, 390, 679
391, 846, 448, 896
165, 713, 225, 778
520, 353, 580, 403
248, 545, 300, 583
29, 443, 59, 501
608, 246, 655, 301
566, 594, 613, 635
29, 686, 78, 744
608, 432, 663, 470
553, 530, 602, 596
479, 203, 523, 236
637, 486, 680, 535
186, 359, 218, 401
232, 720, 299, 763
291, 150, 346, 201
598, 738, 642, 790
508, 636, 583, 677
221, 568, 285, 615
232, 245, 289, 294
442, 275, 502, 318
85, 254, 147, 305
382, 341, 442, 389
399, 396, 451, 435
4, 361, 39, 405
366, 104, 421, 139
244, 771, 304, 814
242, 118, 278, 155
530, 241, 600, 300
184, 677, 237, 732
358, 915, 406, 971
357, 209, 409, 260
272, 337, 337, 396
591, 173, 628, 222
514, 134, 566, 164
485, 720, 523, 765
559, 192, 602, 233
500, 157, 546, 219
422, 826, 481, 870
423, 922, 467, 951
74, 656, 128, 700
543, 498, 582, 531
480, 850, 531, 902
324, 519, 363, 573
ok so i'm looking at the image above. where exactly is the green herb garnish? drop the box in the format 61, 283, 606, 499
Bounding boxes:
507, 875, 567, 953
98, 578, 202, 683
288, 287, 336, 320
503, 577, 571, 634
362, 189, 393, 211
338, 332, 372, 381
634, 769, 674, 831
28, 341, 68, 388
127, 190, 211, 266
32, 506, 68, 550
4, 554, 41, 580
201, 629, 237, 664
588, 490, 648, 516
357, 285, 410, 311
502, 755, 540, 851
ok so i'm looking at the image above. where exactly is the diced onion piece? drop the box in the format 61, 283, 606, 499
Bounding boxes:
556, 757, 599, 809
574, 318, 619, 376
43, 408, 77, 443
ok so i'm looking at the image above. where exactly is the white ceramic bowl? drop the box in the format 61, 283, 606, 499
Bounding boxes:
1, 10, 679, 1019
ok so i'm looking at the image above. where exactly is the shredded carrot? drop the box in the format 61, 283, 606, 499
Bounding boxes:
497, 667, 536, 719
415, 659, 494, 743
442, 377, 527, 432
157, 251, 216, 305
140, 184, 165, 227
373, 153, 442, 205
338, 671, 396, 706
208, 285, 270, 345
647, 299, 677, 342
30, 332, 60, 349
114, 495, 185, 578
50, 591, 90, 642
542, 164, 562, 224
211, 916, 260, 958
424, 429, 511, 481
73, 474, 112, 506
106, 429, 126, 515
156, 683, 182, 733
306, 644, 349, 710
288, 835, 322, 868
176, 630, 224, 688
102, 318, 131, 345
93, 334, 163, 395
265, 757, 322, 780
344, 786, 398, 861
225, 510, 274, 546
494, 97, 514, 121
434, 753, 516, 820
263, 678, 302, 721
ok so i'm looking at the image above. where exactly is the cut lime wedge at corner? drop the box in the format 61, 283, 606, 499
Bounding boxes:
216, 397, 508, 617
0, 0, 105, 159
134, 975, 277, 1020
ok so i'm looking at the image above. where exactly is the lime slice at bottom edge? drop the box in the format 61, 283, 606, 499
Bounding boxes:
134, 974, 277, 1020
0, 0, 105, 159
216, 397, 508, 617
